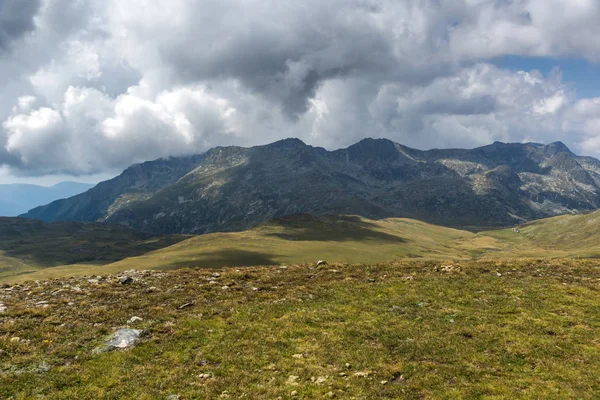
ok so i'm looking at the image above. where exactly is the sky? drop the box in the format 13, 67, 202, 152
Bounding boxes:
1, 0, 600, 185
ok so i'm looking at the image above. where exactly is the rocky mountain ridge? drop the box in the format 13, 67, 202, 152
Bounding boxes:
22, 138, 600, 233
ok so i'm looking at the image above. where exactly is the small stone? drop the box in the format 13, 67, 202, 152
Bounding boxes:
252, 287, 259, 291
353, 371, 370, 378
315, 376, 327, 384
325, 392, 335, 398
212, 272, 221, 278
198, 373, 211, 379
497, 273, 502, 277
286, 375, 299, 385
292, 353, 303, 359
146, 287, 159, 293
178, 302, 195, 309
316, 260, 328, 266
10, 337, 20, 343
128, 316, 143, 324
345, 363, 351, 368
291, 391, 298, 397
0, 304, 6, 313
94, 328, 141, 353
221, 285, 229, 290
380, 380, 388, 385
119, 276, 134, 285
166, 395, 180, 400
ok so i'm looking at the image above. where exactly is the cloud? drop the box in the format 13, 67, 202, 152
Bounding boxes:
0, 0, 41, 51
2, 0, 600, 177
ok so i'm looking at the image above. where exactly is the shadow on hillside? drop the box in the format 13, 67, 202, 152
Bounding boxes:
160, 249, 279, 270
265, 214, 407, 243
0, 218, 187, 267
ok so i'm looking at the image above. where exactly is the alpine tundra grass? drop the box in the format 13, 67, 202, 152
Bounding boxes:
2, 259, 600, 399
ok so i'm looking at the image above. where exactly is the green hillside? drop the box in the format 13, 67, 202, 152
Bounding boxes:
5, 210, 600, 283
0, 218, 186, 280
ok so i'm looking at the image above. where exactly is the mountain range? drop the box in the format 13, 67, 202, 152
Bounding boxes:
0, 182, 94, 217
21, 138, 600, 234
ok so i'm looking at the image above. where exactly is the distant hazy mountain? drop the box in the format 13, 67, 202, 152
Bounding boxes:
0, 182, 94, 217
21, 138, 600, 233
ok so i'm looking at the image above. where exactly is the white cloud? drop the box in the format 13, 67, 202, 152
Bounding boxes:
1, 0, 600, 178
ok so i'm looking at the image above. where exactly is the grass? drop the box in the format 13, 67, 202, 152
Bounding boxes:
0, 218, 186, 280
4, 209, 600, 283
2, 259, 600, 398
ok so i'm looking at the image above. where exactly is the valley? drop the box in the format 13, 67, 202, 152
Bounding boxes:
3, 209, 600, 283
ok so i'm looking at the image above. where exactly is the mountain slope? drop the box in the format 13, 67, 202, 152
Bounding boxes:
0, 217, 185, 279
22, 138, 600, 233
0, 182, 93, 217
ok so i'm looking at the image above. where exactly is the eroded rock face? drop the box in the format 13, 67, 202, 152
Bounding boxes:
22, 138, 600, 231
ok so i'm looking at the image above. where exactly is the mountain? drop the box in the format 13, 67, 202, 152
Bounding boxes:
0, 181, 94, 217
21, 138, 600, 234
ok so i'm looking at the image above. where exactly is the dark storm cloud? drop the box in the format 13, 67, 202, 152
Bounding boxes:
0, 0, 40, 51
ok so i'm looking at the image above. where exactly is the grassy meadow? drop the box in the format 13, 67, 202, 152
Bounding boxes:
2, 259, 600, 398
4, 211, 600, 283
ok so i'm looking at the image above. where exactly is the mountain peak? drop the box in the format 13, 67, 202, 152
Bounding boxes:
545, 141, 572, 155
346, 138, 400, 162
264, 138, 307, 149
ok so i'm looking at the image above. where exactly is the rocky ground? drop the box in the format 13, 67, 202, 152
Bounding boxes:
2, 259, 600, 399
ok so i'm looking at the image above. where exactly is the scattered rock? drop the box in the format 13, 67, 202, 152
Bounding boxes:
35, 301, 50, 308
291, 390, 298, 397
119, 276, 134, 285
380, 380, 388, 385
10, 337, 20, 343
94, 328, 141, 353
0, 303, 6, 313
353, 371, 370, 378
198, 373, 212, 379
221, 285, 229, 290
179, 302, 195, 309
316, 260, 328, 266
128, 316, 143, 324
315, 376, 327, 384
439, 265, 459, 273
212, 272, 221, 278
166, 395, 180, 400
286, 375, 300, 385
146, 286, 159, 293
292, 353, 304, 359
